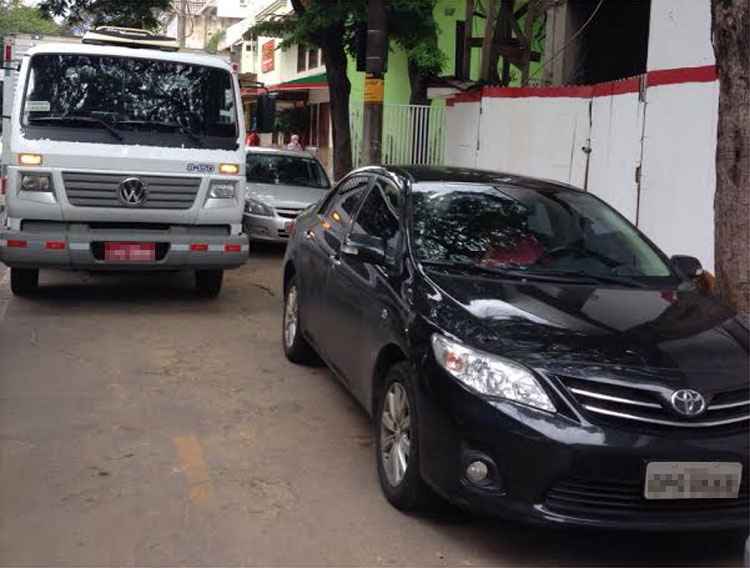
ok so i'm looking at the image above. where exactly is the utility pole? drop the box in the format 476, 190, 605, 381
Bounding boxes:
360, 0, 387, 166
177, 0, 186, 47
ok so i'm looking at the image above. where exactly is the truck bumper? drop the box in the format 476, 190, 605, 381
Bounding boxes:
0, 225, 249, 271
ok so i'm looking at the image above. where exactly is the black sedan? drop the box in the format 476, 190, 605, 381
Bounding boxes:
281, 166, 749, 530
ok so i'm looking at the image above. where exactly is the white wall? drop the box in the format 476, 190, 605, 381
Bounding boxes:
445, 100, 480, 168
647, 0, 715, 71
444, 81, 719, 270
639, 81, 719, 268
588, 91, 644, 221
477, 96, 590, 187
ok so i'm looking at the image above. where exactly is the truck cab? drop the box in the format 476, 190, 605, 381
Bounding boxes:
0, 28, 248, 297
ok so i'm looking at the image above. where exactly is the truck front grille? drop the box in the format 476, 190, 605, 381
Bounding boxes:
62, 172, 201, 210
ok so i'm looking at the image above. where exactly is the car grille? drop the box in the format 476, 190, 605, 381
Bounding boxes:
557, 375, 750, 430
275, 207, 302, 220
544, 475, 750, 518
63, 172, 201, 210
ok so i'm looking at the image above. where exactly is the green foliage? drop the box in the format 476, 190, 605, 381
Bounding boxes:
206, 30, 225, 53
0, 1, 60, 38
249, 0, 444, 79
38, 0, 171, 31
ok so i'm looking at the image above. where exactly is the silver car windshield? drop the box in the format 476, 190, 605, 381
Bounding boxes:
246, 154, 330, 189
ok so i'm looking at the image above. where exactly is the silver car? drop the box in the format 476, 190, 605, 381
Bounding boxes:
243, 148, 331, 242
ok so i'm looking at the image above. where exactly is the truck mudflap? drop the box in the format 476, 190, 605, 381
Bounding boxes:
0, 228, 249, 270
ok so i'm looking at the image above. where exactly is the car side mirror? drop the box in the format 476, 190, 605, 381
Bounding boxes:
341, 234, 387, 266
671, 255, 704, 279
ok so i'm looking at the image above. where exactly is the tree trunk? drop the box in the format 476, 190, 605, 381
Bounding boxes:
321, 30, 353, 181
711, 0, 749, 315
407, 60, 428, 106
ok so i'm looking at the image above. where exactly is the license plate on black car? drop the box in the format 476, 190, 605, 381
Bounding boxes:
644, 462, 742, 499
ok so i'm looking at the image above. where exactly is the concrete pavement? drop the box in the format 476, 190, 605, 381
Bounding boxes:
0, 248, 745, 566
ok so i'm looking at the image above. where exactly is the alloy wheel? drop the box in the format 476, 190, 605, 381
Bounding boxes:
284, 285, 299, 349
380, 382, 411, 487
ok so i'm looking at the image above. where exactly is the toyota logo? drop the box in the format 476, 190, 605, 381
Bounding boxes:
118, 177, 148, 207
671, 389, 706, 417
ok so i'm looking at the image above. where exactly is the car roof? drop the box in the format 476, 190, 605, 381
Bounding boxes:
246, 147, 316, 159
352, 165, 582, 193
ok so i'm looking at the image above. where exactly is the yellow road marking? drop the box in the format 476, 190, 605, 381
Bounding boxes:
174, 435, 213, 505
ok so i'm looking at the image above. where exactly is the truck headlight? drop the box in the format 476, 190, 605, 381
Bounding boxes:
431, 334, 556, 412
245, 198, 274, 217
209, 182, 236, 199
20, 173, 52, 192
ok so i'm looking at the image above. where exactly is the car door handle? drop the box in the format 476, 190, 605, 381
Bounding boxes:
329, 254, 342, 266
305, 230, 315, 240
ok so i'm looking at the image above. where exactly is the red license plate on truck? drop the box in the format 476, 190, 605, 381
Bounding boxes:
104, 242, 156, 262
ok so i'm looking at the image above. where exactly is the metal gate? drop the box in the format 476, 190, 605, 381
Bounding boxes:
350, 102, 446, 168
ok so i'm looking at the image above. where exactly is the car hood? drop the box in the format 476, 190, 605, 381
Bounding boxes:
245, 182, 328, 209
420, 270, 749, 389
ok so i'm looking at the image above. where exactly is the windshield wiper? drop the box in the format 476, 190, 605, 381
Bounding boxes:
528, 269, 648, 288
29, 115, 124, 142
115, 120, 205, 147
420, 260, 647, 288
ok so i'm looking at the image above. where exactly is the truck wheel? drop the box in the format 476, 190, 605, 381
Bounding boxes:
195, 269, 223, 298
10, 268, 39, 296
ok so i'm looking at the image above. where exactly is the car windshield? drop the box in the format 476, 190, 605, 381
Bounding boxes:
21, 53, 239, 150
410, 183, 674, 280
246, 153, 330, 189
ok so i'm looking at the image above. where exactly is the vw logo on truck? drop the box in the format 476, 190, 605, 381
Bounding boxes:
118, 177, 148, 206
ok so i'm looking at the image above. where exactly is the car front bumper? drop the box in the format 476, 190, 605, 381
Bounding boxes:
415, 360, 750, 531
243, 213, 293, 243
0, 225, 249, 270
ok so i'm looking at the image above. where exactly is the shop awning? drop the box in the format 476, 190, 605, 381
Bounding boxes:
240, 73, 328, 98
270, 73, 328, 92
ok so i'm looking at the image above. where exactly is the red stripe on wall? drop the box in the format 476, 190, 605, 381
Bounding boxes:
646, 65, 718, 87
446, 65, 717, 105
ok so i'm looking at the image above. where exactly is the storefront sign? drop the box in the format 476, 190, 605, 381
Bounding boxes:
261, 40, 275, 73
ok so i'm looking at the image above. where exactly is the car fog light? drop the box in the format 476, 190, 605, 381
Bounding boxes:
466, 460, 489, 483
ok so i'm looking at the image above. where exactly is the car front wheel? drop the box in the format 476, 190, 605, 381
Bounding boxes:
375, 362, 438, 511
283, 277, 318, 365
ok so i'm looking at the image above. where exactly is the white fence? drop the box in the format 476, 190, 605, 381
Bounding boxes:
350, 102, 446, 169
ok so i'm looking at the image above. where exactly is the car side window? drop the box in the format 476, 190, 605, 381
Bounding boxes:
351, 179, 402, 252
320, 174, 371, 229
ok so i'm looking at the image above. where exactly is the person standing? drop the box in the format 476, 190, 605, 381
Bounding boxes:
286, 134, 303, 151
246, 130, 260, 146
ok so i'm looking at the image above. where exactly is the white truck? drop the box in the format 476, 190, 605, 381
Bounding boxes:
0, 28, 248, 297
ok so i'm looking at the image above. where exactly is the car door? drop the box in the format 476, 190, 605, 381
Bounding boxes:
296, 174, 372, 354
319, 176, 404, 401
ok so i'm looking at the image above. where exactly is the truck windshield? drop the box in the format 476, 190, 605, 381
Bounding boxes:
21, 53, 239, 150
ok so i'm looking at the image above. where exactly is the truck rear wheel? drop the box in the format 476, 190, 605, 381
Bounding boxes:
10, 268, 39, 296
195, 269, 223, 298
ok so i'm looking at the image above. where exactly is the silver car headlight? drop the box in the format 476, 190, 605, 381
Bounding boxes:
245, 197, 274, 217
431, 333, 556, 413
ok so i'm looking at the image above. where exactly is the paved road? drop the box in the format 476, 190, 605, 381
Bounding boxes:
0, 248, 745, 566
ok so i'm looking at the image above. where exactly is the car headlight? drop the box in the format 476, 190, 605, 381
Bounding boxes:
209, 182, 236, 199
20, 173, 52, 192
245, 197, 274, 217
431, 333, 556, 412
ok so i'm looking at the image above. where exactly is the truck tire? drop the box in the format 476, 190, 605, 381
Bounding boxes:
195, 269, 223, 298
10, 268, 39, 296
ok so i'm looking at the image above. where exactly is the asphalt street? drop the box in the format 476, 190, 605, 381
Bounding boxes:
0, 248, 745, 566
